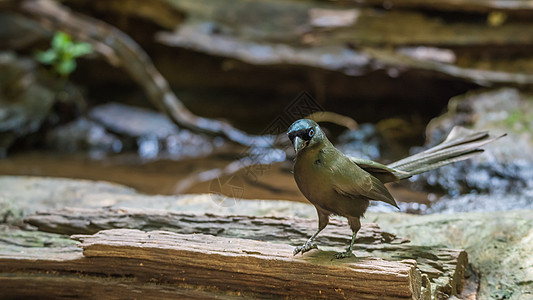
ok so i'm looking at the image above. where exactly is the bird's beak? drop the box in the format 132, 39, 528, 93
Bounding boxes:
293, 136, 306, 153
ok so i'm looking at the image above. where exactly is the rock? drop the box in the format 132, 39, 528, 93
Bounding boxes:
0, 52, 55, 157
411, 88, 533, 212
0, 176, 136, 225
336, 123, 382, 161
153, 0, 533, 84
89, 103, 179, 139
335, 120, 423, 163
427, 191, 533, 214
0, 13, 48, 50
45, 117, 123, 155
372, 210, 533, 300
424, 88, 531, 161
88, 102, 221, 159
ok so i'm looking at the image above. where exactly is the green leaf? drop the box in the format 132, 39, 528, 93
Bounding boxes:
70, 43, 93, 57
35, 49, 58, 65
39, 31, 90, 77
56, 59, 77, 76
52, 31, 72, 51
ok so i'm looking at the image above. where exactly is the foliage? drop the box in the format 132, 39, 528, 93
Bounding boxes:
36, 31, 93, 77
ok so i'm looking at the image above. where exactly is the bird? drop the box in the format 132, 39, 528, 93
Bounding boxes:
287, 119, 504, 259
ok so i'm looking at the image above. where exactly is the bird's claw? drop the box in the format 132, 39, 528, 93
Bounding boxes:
293, 242, 318, 255
333, 250, 354, 259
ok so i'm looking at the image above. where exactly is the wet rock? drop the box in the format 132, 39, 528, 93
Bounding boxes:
164, 129, 222, 161
88, 102, 221, 159
0, 52, 55, 157
45, 117, 123, 155
427, 191, 533, 214
335, 119, 424, 163
89, 103, 179, 139
336, 123, 382, 160
412, 88, 533, 205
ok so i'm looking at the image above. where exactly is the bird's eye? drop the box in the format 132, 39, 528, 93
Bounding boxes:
308, 129, 314, 137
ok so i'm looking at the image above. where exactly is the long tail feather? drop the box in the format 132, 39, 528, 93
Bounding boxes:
388, 126, 505, 180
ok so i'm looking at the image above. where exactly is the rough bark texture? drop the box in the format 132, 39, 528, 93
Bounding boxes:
23, 207, 467, 298
23, 207, 407, 244
1, 228, 426, 299
0, 273, 245, 300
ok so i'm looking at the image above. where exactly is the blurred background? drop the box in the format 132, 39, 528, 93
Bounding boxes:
1, 0, 532, 214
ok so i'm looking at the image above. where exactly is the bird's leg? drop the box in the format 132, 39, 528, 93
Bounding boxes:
334, 231, 357, 259
293, 228, 322, 255
334, 217, 361, 259
293, 209, 329, 255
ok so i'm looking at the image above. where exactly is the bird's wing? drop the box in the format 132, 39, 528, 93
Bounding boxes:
333, 167, 399, 209
349, 157, 406, 183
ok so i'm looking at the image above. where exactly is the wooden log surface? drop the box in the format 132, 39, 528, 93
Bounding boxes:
81, 229, 424, 299
23, 207, 408, 245
1, 228, 426, 299
22, 207, 467, 298
0, 273, 245, 300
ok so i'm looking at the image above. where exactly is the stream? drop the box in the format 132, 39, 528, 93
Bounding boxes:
0, 148, 437, 215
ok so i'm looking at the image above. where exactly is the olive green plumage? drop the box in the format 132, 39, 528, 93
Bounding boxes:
287, 119, 503, 259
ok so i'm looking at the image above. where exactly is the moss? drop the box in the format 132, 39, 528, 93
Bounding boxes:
504, 109, 533, 133
0, 227, 76, 248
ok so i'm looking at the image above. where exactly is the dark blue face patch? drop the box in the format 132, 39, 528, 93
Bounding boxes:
287, 119, 317, 143
288, 128, 313, 142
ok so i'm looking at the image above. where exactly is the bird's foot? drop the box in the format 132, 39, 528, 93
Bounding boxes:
333, 250, 354, 259
293, 242, 318, 255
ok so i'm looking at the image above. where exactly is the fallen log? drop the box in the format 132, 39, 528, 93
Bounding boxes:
0, 228, 428, 299
0, 273, 244, 300
24, 207, 467, 298
23, 207, 407, 244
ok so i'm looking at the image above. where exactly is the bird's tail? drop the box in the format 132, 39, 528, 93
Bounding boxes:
388, 126, 505, 180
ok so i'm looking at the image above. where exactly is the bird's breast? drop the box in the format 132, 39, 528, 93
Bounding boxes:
293, 152, 334, 203
293, 148, 371, 218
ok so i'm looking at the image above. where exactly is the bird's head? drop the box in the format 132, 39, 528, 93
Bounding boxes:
287, 119, 325, 154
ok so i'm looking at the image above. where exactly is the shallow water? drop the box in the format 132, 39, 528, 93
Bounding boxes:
0, 150, 434, 213
0, 150, 302, 200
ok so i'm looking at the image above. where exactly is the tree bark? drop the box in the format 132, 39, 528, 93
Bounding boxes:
23, 207, 467, 298
1, 228, 428, 299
